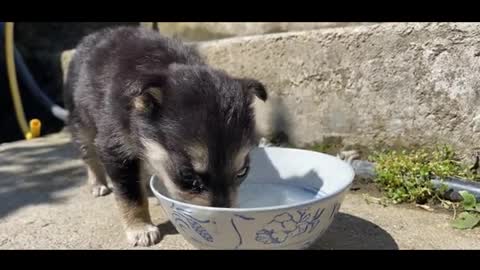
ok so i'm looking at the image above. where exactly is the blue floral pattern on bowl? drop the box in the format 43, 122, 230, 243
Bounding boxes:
255, 203, 339, 245
170, 203, 214, 243
230, 214, 256, 249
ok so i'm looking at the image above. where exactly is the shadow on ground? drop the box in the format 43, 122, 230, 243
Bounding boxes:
156, 221, 180, 242
154, 212, 398, 250
310, 213, 399, 250
0, 138, 85, 219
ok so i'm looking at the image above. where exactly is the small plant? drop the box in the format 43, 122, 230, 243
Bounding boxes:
451, 191, 480, 230
306, 137, 345, 156
370, 145, 477, 204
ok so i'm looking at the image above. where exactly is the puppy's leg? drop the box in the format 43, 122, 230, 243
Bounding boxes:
85, 154, 111, 197
103, 158, 160, 247
70, 116, 111, 197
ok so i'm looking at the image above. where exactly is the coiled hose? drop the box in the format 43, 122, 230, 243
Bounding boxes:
2, 22, 69, 140
4, 22, 32, 139
14, 44, 69, 122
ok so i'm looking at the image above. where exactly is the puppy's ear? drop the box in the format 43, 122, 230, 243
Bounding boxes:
240, 78, 268, 102
132, 71, 169, 111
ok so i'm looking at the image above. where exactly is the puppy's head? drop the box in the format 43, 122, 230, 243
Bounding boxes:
132, 63, 267, 207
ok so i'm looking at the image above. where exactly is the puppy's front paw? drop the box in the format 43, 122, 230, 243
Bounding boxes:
91, 184, 111, 197
126, 224, 161, 247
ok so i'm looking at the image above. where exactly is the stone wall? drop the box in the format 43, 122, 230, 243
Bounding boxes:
61, 23, 480, 156
6, 22, 364, 143
151, 22, 372, 41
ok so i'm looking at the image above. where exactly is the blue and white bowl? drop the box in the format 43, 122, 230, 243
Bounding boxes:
150, 147, 355, 250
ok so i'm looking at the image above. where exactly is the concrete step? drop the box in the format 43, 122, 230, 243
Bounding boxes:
149, 22, 374, 41
61, 23, 480, 157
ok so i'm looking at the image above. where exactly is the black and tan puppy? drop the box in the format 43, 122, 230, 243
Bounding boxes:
63, 26, 267, 246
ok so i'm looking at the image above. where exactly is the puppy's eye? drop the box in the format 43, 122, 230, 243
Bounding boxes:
180, 169, 195, 183
180, 169, 205, 193
236, 165, 250, 178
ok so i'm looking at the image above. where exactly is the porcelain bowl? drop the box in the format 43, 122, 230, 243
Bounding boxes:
150, 147, 355, 249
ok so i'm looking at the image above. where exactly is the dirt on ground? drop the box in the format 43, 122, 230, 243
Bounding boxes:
1, 132, 479, 249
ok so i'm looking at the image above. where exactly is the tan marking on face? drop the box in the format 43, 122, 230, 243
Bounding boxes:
142, 139, 212, 206
230, 189, 239, 208
142, 139, 170, 165
174, 191, 211, 206
234, 147, 251, 172
141, 139, 177, 196
187, 144, 208, 173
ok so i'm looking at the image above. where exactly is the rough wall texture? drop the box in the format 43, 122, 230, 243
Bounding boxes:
153, 22, 373, 41
61, 23, 480, 156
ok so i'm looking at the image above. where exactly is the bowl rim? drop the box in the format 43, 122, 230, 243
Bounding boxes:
149, 147, 355, 213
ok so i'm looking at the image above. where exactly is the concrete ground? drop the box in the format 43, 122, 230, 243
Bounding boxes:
1, 132, 479, 249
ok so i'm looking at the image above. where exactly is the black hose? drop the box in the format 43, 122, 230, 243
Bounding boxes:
13, 48, 54, 108
431, 177, 480, 202
350, 159, 480, 201
0, 22, 68, 122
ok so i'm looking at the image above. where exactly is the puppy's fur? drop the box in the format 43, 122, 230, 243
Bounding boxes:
63, 26, 267, 247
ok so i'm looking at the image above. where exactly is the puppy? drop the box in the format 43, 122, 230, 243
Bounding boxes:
63, 26, 267, 247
